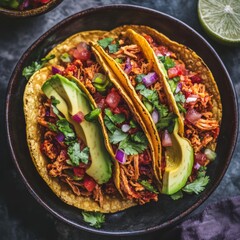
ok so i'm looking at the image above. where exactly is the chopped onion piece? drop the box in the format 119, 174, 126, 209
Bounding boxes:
72, 111, 85, 123
175, 82, 182, 93
162, 130, 172, 147
194, 162, 201, 170
186, 94, 198, 103
185, 108, 202, 124
121, 124, 131, 133
115, 149, 126, 164
124, 57, 132, 74
151, 110, 159, 124
56, 132, 65, 143
204, 148, 217, 161
142, 72, 158, 87
52, 66, 61, 75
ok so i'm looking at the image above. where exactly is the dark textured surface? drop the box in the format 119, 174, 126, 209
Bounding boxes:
1, 1, 240, 239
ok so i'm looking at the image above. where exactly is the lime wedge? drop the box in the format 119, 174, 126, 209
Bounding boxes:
198, 0, 240, 45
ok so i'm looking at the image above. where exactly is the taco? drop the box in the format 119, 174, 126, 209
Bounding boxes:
24, 31, 160, 213
93, 25, 221, 194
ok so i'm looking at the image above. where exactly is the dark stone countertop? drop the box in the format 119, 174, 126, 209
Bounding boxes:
0, 1, 239, 239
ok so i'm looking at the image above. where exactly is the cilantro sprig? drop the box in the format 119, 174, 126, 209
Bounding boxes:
139, 180, 159, 194
103, 108, 148, 155
22, 54, 55, 80
82, 211, 105, 229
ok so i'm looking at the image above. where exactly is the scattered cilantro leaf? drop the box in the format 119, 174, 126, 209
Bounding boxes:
56, 119, 76, 142
177, 102, 186, 113
135, 74, 146, 83
130, 120, 137, 128
131, 132, 148, 144
115, 58, 123, 63
135, 83, 146, 91
47, 123, 58, 132
182, 176, 210, 195
138, 180, 159, 194
175, 92, 186, 103
104, 108, 125, 124
82, 211, 105, 229
103, 115, 118, 134
109, 129, 128, 144
168, 79, 178, 93
158, 56, 175, 70
98, 37, 113, 49
108, 43, 119, 53
156, 113, 177, 132
68, 143, 89, 165
22, 54, 55, 80
119, 136, 148, 155
170, 190, 183, 200
197, 166, 207, 178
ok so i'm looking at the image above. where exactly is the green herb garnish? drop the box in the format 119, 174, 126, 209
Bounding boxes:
138, 180, 159, 194
98, 37, 113, 49
84, 108, 101, 122
82, 211, 105, 229
22, 54, 55, 80
67, 143, 89, 165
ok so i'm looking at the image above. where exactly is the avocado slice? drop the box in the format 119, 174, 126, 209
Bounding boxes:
162, 122, 194, 195
42, 74, 112, 184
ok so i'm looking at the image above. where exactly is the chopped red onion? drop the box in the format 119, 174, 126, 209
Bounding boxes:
115, 149, 126, 164
151, 110, 159, 124
194, 162, 201, 170
52, 66, 61, 75
72, 111, 85, 123
142, 72, 158, 87
121, 124, 131, 133
186, 94, 198, 103
185, 108, 202, 124
175, 82, 182, 93
56, 132, 65, 143
124, 57, 132, 74
162, 130, 172, 147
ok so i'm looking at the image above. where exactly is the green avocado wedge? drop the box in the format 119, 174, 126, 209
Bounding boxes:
41, 74, 112, 184
162, 121, 194, 195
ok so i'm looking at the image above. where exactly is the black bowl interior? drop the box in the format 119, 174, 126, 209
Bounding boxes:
6, 5, 238, 236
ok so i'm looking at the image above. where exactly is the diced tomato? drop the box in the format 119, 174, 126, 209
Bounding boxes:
190, 74, 203, 84
143, 34, 153, 44
73, 167, 85, 177
105, 89, 121, 109
195, 152, 207, 166
157, 46, 170, 56
168, 64, 185, 78
83, 176, 96, 192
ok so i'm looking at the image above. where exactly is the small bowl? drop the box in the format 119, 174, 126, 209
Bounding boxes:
6, 4, 238, 236
0, 0, 63, 18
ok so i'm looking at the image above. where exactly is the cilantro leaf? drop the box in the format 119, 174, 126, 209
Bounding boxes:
131, 132, 148, 144
82, 211, 105, 229
177, 102, 186, 113
168, 79, 178, 93
103, 115, 118, 134
115, 58, 123, 63
47, 123, 58, 132
67, 143, 89, 165
156, 113, 177, 133
98, 37, 113, 49
104, 108, 125, 124
109, 129, 128, 144
170, 190, 183, 200
56, 119, 76, 142
174, 92, 186, 103
182, 176, 210, 194
158, 56, 175, 70
22, 54, 55, 80
135, 74, 146, 83
138, 180, 159, 194
108, 43, 119, 53
119, 136, 148, 155
135, 83, 146, 91
197, 166, 207, 178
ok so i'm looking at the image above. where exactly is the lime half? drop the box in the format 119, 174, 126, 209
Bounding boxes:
198, 0, 240, 45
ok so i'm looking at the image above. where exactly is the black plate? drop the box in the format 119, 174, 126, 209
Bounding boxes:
6, 5, 238, 236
